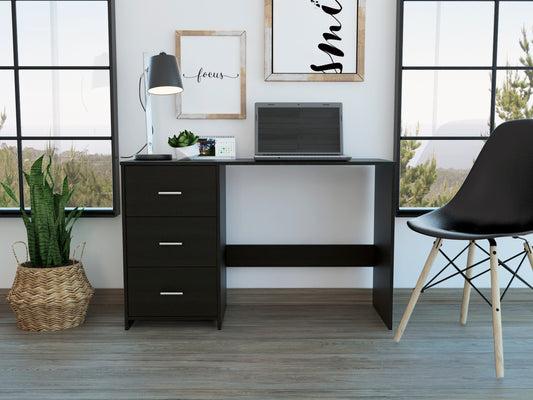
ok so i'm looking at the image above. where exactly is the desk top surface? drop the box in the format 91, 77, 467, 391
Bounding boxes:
121, 157, 395, 166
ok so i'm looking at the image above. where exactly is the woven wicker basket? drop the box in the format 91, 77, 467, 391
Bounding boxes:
6, 241, 95, 332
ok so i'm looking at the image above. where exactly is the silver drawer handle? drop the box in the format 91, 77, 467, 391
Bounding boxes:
158, 191, 182, 195
160, 291, 184, 296
159, 242, 183, 246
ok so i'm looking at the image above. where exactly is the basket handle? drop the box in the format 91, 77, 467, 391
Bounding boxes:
11, 241, 29, 265
72, 242, 86, 264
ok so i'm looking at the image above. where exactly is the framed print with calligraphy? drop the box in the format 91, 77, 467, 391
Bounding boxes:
265, 0, 365, 82
175, 30, 246, 119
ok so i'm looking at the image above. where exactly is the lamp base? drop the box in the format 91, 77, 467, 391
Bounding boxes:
134, 153, 172, 161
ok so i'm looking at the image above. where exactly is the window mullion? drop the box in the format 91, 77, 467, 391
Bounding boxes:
108, 0, 120, 213
11, 0, 24, 210
393, 0, 405, 214
489, 1, 500, 133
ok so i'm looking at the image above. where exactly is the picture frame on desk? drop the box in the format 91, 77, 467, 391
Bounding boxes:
264, 0, 366, 82
198, 136, 236, 159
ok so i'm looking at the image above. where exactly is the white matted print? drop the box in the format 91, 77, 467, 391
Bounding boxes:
175, 31, 246, 119
265, 0, 365, 81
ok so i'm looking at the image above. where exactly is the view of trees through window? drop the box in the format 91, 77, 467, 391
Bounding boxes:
0, 142, 113, 208
0, 0, 116, 213
398, 0, 533, 211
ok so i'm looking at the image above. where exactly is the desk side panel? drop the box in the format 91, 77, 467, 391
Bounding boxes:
373, 163, 396, 329
218, 165, 227, 329
121, 165, 132, 329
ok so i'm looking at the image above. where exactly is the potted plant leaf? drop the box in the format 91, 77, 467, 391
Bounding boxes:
168, 129, 199, 159
1, 155, 94, 331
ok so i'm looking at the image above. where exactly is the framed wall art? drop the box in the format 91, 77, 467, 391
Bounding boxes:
265, 0, 365, 82
175, 30, 246, 119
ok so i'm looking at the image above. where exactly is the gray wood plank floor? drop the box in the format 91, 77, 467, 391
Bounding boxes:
0, 289, 532, 400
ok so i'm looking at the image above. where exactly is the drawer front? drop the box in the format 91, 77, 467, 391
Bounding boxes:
128, 268, 217, 317
126, 217, 217, 267
124, 166, 216, 216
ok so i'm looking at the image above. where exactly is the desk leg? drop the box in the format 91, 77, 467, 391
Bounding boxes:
372, 164, 395, 329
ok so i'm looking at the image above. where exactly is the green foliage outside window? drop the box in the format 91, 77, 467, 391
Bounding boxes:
0, 143, 112, 209
22, 146, 113, 209
495, 27, 533, 121
0, 143, 18, 208
0, 107, 6, 131
0, 109, 18, 208
399, 125, 457, 208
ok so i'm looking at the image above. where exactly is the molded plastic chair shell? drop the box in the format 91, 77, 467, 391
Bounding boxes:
408, 119, 533, 240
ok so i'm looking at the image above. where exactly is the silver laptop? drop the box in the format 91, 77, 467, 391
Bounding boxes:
254, 102, 351, 161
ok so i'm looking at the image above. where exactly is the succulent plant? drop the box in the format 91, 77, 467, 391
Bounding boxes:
1, 155, 83, 268
168, 130, 199, 148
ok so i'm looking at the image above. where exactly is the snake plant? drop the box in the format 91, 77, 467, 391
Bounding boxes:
168, 130, 199, 147
1, 155, 83, 268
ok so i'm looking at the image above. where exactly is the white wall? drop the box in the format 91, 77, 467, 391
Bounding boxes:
114, 0, 396, 288
0, 218, 123, 289
1, 0, 530, 290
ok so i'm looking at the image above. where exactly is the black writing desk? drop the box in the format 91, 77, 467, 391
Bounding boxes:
121, 158, 395, 329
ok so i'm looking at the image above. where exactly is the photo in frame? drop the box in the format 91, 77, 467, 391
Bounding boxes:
265, 0, 365, 82
175, 30, 246, 119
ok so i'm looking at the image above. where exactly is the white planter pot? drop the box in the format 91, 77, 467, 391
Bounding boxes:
172, 144, 199, 160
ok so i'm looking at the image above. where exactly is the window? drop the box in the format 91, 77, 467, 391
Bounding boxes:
395, 0, 533, 215
0, 0, 118, 216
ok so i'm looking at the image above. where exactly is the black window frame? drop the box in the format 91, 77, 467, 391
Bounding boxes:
394, 0, 533, 217
0, 0, 119, 217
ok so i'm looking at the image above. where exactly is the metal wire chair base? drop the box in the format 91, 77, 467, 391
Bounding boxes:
420, 237, 533, 307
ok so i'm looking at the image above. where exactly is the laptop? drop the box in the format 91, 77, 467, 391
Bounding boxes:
254, 102, 351, 161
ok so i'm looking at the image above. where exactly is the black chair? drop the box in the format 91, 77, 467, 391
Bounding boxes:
394, 119, 533, 377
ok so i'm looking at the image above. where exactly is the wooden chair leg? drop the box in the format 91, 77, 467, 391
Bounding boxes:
524, 242, 533, 272
489, 240, 504, 378
394, 238, 442, 342
460, 240, 476, 325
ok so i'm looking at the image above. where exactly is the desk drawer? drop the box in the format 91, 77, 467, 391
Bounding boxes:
124, 166, 216, 216
126, 217, 217, 267
128, 268, 217, 317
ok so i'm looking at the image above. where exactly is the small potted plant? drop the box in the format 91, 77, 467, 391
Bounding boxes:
168, 130, 200, 160
1, 155, 94, 331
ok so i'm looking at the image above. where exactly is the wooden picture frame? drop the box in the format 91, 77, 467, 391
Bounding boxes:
265, 0, 365, 82
175, 30, 246, 119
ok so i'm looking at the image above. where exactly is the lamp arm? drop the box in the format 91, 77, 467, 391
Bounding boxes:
138, 72, 146, 112
143, 67, 154, 155
137, 69, 153, 155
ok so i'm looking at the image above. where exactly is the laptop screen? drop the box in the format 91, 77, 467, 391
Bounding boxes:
255, 103, 343, 154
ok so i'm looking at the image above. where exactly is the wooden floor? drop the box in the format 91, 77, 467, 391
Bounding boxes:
0, 288, 532, 399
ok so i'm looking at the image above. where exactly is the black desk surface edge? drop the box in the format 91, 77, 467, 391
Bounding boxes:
120, 158, 393, 166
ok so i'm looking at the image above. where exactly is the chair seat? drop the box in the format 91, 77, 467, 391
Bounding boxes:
407, 207, 533, 240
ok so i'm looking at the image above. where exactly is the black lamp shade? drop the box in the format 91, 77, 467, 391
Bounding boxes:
147, 52, 183, 95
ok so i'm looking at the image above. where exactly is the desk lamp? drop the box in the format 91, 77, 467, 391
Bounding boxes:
135, 52, 184, 160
